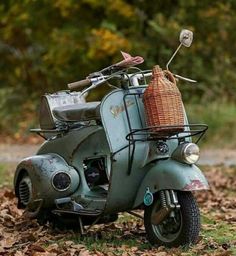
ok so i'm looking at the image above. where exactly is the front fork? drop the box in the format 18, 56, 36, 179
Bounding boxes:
151, 190, 180, 225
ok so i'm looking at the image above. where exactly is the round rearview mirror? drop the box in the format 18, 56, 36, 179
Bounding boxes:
179, 29, 193, 47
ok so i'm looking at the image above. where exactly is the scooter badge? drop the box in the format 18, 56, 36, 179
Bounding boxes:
144, 187, 154, 206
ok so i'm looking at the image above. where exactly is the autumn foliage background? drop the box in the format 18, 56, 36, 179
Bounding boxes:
0, 2, 236, 255
0, 0, 236, 144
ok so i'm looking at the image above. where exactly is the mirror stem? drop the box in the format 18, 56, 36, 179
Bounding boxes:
166, 43, 182, 70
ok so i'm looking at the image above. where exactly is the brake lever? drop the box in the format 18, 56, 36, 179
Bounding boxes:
173, 74, 197, 83
81, 69, 128, 96
80, 77, 107, 96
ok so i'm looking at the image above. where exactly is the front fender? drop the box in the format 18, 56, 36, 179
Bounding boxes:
133, 159, 209, 208
14, 153, 80, 207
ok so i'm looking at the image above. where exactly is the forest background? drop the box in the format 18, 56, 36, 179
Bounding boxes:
0, 0, 236, 147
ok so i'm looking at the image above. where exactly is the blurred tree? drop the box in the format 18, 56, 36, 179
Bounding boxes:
0, 0, 236, 135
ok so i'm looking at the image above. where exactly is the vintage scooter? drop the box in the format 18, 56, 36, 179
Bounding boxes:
14, 29, 209, 247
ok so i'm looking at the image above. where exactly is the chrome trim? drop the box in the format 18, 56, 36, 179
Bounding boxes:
51, 171, 71, 192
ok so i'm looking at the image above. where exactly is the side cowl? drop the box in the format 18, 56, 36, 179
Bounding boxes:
14, 153, 80, 207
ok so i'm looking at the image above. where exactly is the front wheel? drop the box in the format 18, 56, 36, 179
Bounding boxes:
144, 191, 200, 247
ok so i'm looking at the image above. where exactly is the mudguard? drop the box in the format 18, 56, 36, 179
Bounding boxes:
133, 159, 209, 208
14, 153, 80, 207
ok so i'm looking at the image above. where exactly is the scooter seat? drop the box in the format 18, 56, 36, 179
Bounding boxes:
53, 102, 101, 122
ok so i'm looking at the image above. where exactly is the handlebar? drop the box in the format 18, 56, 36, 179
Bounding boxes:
67, 70, 197, 95
67, 79, 91, 90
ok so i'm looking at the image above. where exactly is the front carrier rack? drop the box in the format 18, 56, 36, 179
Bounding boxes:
126, 124, 208, 144
122, 89, 208, 175
125, 124, 208, 176
123, 89, 208, 144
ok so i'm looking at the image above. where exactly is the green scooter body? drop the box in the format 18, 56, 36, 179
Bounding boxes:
14, 87, 208, 215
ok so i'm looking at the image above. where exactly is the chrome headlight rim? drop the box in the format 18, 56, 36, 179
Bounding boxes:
182, 143, 200, 164
172, 142, 200, 165
51, 171, 72, 192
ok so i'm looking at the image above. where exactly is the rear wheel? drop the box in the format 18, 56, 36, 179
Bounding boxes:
144, 191, 200, 247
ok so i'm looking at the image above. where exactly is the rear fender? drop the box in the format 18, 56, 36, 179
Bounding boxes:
14, 153, 80, 207
133, 159, 209, 208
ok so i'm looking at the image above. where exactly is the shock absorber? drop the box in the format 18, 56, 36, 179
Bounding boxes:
160, 190, 167, 208
151, 190, 179, 225
151, 190, 170, 225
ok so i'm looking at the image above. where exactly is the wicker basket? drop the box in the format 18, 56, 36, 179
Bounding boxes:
143, 65, 184, 136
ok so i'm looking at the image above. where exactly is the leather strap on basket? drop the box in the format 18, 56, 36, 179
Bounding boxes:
163, 70, 176, 86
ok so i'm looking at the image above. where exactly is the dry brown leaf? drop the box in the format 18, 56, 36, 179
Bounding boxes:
79, 249, 91, 256
94, 250, 104, 256
71, 244, 86, 250
1, 236, 16, 248
20, 232, 37, 243
47, 243, 59, 253
14, 251, 25, 256
64, 241, 74, 247
32, 252, 57, 256
28, 243, 46, 252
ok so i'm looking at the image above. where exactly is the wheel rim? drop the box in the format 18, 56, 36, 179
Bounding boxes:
151, 202, 183, 243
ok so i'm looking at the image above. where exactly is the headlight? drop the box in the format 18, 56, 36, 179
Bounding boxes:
52, 172, 71, 191
183, 143, 200, 164
172, 143, 200, 164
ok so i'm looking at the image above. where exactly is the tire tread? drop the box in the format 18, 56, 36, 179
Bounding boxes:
144, 191, 200, 247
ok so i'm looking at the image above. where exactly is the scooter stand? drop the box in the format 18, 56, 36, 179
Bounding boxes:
78, 215, 102, 235
78, 216, 85, 235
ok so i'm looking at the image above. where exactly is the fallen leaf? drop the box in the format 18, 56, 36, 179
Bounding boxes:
79, 249, 91, 256
29, 243, 46, 252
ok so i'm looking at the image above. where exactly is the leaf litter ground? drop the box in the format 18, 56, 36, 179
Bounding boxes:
0, 165, 235, 256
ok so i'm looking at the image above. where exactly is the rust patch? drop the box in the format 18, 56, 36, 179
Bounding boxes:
25, 159, 32, 165
183, 179, 209, 191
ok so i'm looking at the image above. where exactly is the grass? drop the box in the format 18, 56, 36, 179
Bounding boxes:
202, 214, 236, 243
46, 212, 235, 255
73, 233, 151, 253
48, 209, 235, 255
186, 102, 236, 148
0, 163, 14, 187
201, 214, 236, 255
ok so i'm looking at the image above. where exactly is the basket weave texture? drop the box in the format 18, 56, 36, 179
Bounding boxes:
143, 65, 184, 136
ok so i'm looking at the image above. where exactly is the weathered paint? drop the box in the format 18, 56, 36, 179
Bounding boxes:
182, 179, 208, 190
100, 88, 146, 153
104, 142, 150, 214
37, 126, 101, 164
14, 87, 208, 216
133, 159, 209, 208
36, 128, 110, 211
14, 154, 80, 207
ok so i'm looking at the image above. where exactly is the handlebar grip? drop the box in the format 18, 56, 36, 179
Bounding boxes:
67, 79, 91, 90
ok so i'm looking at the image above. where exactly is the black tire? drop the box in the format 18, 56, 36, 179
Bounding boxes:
144, 191, 200, 247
